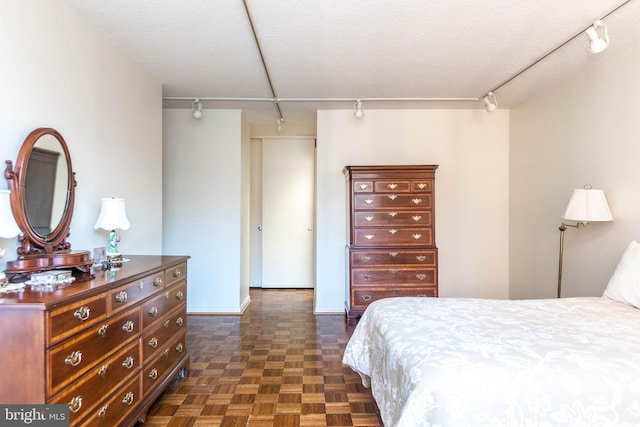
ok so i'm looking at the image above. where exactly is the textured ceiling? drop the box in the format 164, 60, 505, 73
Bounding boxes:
65, 0, 640, 132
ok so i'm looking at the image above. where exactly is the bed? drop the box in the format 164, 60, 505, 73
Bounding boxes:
343, 241, 640, 427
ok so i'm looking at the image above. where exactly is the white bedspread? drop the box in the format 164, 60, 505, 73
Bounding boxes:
342, 297, 640, 427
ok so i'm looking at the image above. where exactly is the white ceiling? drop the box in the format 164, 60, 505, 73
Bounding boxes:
66, 0, 640, 132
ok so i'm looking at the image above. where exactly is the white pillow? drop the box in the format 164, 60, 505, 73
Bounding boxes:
603, 240, 640, 308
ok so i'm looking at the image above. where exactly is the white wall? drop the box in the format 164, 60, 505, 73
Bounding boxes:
0, 1, 163, 268
510, 44, 640, 299
315, 109, 510, 312
162, 109, 246, 313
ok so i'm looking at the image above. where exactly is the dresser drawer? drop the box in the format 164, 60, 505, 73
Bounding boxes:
48, 293, 108, 346
352, 287, 437, 309
142, 332, 187, 395
141, 281, 187, 331
354, 193, 432, 210
165, 262, 187, 287
109, 272, 164, 314
373, 180, 411, 193
79, 374, 141, 427
48, 307, 140, 395
354, 227, 433, 246
142, 306, 187, 363
50, 340, 139, 425
351, 249, 437, 267
354, 210, 431, 227
352, 267, 437, 286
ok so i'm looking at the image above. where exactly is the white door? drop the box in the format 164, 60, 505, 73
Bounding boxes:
261, 138, 315, 288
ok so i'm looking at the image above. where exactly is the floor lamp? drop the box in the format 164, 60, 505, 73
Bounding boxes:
558, 185, 613, 298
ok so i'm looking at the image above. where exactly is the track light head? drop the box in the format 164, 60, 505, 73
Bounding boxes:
192, 98, 203, 119
585, 20, 609, 54
353, 99, 365, 119
276, 117, 285, 133
483, 92, 497, 112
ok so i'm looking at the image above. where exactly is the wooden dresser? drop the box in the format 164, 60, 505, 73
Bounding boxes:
344, 165, 438, 323
0, 255, 190, 427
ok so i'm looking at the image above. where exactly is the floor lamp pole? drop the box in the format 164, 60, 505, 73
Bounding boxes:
557, 222, 583, 299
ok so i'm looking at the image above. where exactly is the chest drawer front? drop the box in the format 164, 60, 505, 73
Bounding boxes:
165, 262, 187, 287
373, 180, 411, 193
49, 294, 108, 346
354, 210, 431, 227
142, 306, 187, 362
141, 281, 187, 331
354, 227, 433, 246
351, 249, 437, 267
412, 180, 432, 192
352, 267, 436, 286
79, 374, 141, 427
352, 287, 436, 309
49, 307, 140, 395
142, 332, 187, 395
50, 340, 139, 425
110, 272, 164, 313
354, 194, 432, 210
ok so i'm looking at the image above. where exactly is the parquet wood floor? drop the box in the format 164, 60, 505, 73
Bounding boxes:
142, 288, 383, 427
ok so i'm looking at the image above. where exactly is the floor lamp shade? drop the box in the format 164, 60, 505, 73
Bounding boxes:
562, 188, 613, 222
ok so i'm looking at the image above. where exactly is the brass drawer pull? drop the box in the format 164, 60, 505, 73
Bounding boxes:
98, 405, 108, 418
412, 234, 422, 240
98, 365, 109, 377
412, 198, 422, 205
364, 234, 374, 240
164, 320, 171, 328
387, 183, 398, 189
417, 183, 427, 189
68, 396, 82, 413
153, 276, 163, 287
361, 255, 371, 262
173, 269, 182, 278
388, 229, 397, 234
417, 294, 428, 297
176, 317, 184, 327
176, 343, 184, 353
416, 255, 427, 262
74, 306, 90, 322
362, 295, 372, 301
115, 291, 128, 303
358, 183, 369, 190
388, 194, 397, 200
365, 199, 373, 204
416, 274, 427, 280
148, 337, 158, 348
149, 368, 158, 380
122, 392, 135, 406
389, 289, 399, 293
164, 291, 170, 300
364, 216, 374, 222
149, 307, 158, 317
65, 351, 82, 367
176, 291, 184, 300
122, 356, 134, 369
138, 280, 145, 290
361, 274, 371, 280
412, 215, 422, 221
389, 269, 398, 274
122, 320, 135, 333
389, 211, 398, 217
389, 252, 398, 257
98, 325, 109, 336
164, 349, 170, 357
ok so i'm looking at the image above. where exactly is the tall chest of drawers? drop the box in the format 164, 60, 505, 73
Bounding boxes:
344, 165, 438, 323
0, 255, 190, 427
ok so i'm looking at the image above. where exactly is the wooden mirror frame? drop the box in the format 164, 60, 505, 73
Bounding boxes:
4, 128, 92, 277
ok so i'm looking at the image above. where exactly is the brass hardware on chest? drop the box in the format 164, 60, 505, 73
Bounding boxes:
389, 252, 398, 257
138, 281, 144, 290
417, 183, 427, 189
389, 269, 398, 274
416, 274, 427, 280
176, 291, 184, 300
362, 295, 372, 301
362, 274, 371, 280
412, 215, 422, 221
98, 325, 109, 336
148, 337, 158, 348
416, 255, 426, 262
388, 194, 397, 200
361, 256, 371, 262
149, 307, 158, 317
65, 351, 82, 367
176, 343, 184, 353
122, 392, 135, 405
115, 291, 128, 303
164, 320, 171, 328
389, 212, 398, 217
365, 199, 373, 204
390, 289, 399, 293
365, 216, 374, 221
149, 368, 158, 380
359, 183, 369, 190
389, 229, 397, 234
164, 291, 170, 300
122, 356, 134, 369
387, 183, 398, 189
98, 365, 109, 377
365, 234, 374, 240
412, 198, 422, 205
98, 405, 108, 418
412, 234, 422, 240
68, 396, 82, 413
176, 317, 184, 326
153, 276, 162, 287
122, 321, 135, 333
417, 294, 428, 297
74, 306, 90, 322
173, 269, 182, 278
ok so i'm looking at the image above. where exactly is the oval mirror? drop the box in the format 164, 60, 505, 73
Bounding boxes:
4, 128, 92, 277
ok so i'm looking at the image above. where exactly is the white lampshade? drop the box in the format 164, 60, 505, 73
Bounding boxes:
94, 197, 131, 231
562, 187, 613, 222
0, 190, 21, 238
